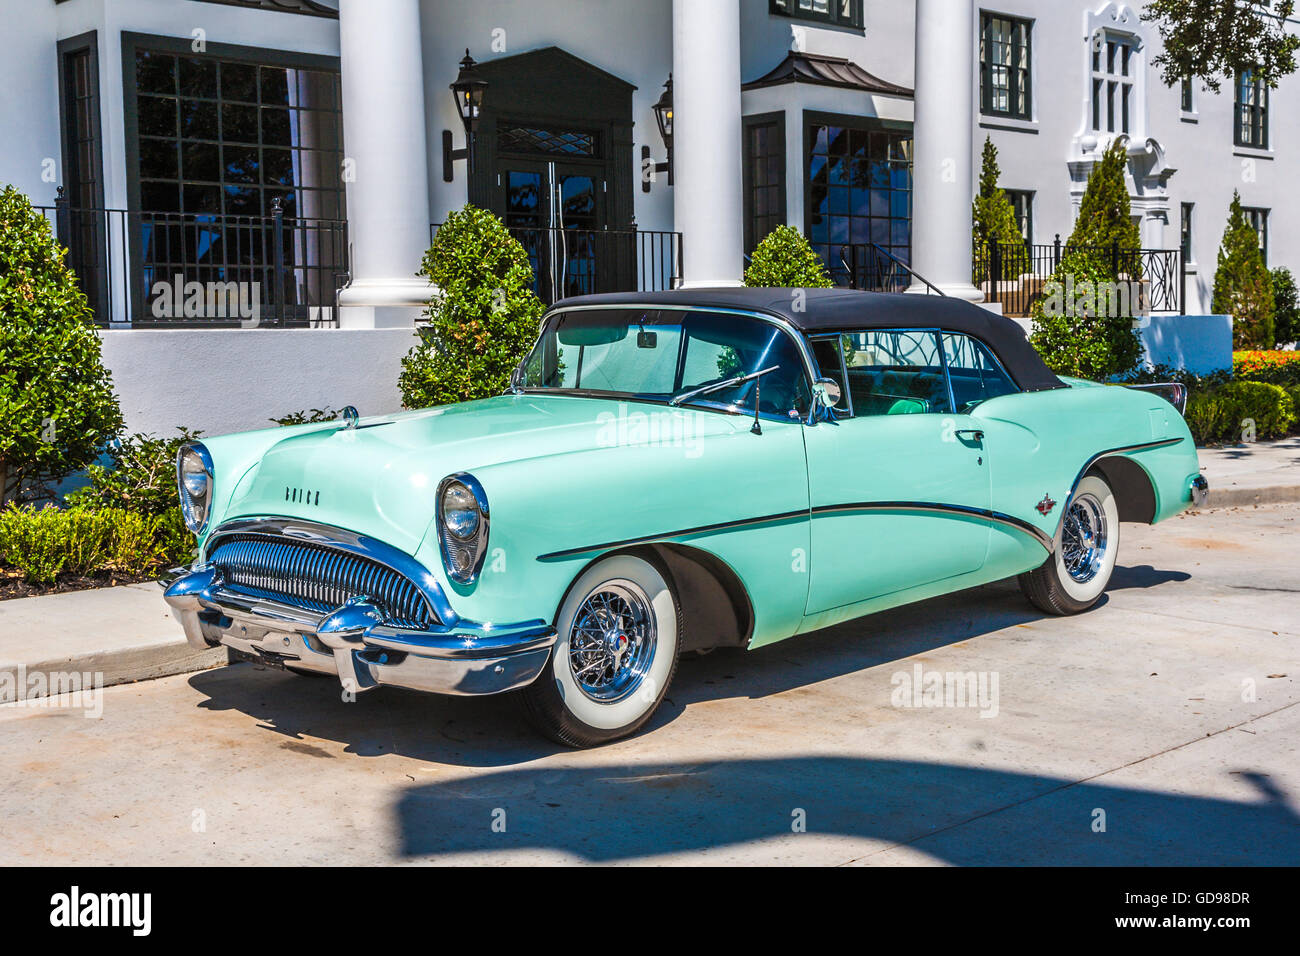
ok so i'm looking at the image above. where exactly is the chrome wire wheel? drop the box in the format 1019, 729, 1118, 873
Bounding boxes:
1061, 492, 1109, 584
568, 580, 658, 703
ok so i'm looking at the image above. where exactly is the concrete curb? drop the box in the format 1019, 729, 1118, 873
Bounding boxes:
1196, 485, 1300, 509
0, 583, 226, 704
1, 643, 226, 704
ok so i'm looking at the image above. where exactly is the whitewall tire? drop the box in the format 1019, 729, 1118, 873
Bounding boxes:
520, 553, 680, 747
1019, 474, 1120, 615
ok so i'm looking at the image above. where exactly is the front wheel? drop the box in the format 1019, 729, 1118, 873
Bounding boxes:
520, 553, 680, 747
1018, 473, 1120, 615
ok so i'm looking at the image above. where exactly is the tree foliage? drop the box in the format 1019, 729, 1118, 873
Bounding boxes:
1269, 267, 1298, 347
0, 185, 123, 505
972, 137, 1025, 283
1029, 142, 1142, 380
1212, 191, 1275, 349
743, 225, 833, 288
1143, 0, 1299, 93
399, 205, 545, 408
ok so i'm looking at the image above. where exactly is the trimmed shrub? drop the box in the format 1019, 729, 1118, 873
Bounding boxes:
1029, 142, 1141, 381
972, 137, 1026, 283
1212, 191, 1275, 349
743, 225, 832, 288
0, 185, 123, 505
399, 205, 545, 408
1271, 267, 1298, 347
65, 429, 199, 566
0, 505, 176, 585
1184, 381, 1295, 444
1233, 349, 1300, 387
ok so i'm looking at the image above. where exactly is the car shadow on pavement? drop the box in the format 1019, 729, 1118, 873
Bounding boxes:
392, 756, 1300, 864
186, 562, 1190, 769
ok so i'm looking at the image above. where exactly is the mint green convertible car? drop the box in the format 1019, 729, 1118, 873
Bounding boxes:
164, 289, 1207, 746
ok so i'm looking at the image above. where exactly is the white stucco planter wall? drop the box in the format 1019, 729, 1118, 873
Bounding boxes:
98, 327, 416, 437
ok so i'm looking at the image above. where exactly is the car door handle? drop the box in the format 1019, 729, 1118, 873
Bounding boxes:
956, 429, 984, 441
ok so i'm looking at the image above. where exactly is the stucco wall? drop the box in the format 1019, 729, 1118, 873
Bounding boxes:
98, 327, 415, 437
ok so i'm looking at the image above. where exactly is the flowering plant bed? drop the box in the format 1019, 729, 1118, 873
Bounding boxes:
1234, 350, 1300, 386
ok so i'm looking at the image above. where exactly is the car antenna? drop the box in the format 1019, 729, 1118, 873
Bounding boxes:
751, 378, 763, 435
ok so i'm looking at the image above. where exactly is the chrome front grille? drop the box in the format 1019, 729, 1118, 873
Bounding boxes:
206, 533, 437, 630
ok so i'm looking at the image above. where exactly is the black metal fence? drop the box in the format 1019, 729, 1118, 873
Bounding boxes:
39, 194, 349, 327
835, 243, 945, 296
431, 223, 683, 306
972, 236, 1184, 316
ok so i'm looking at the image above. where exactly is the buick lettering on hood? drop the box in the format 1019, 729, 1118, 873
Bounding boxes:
164, 289, 1207, 746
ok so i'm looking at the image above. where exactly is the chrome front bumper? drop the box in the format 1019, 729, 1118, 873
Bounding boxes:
162, 566, 555, 696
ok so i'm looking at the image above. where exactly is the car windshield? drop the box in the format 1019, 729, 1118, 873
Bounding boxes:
519, 308, 812, 418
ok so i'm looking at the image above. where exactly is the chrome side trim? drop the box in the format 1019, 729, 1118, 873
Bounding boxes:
203, 516, 459, 627
536, 509, 810, 561
810, 501, 1054, 552
536, 500, 1054, 561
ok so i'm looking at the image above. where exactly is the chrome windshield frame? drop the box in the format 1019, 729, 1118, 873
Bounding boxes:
512, 303, 822, 421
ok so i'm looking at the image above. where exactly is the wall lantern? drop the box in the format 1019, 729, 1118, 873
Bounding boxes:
641, 74, 673, 193
444, 49, 487, 183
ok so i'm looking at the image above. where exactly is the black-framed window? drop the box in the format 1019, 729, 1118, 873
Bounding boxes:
980, 12, 1032, 120
770, 0, 863, 29
744, 113, 786, 254
1004, 189, 1034, 244
1235, 69, 1269, 148
1243, 206, 1269, 264
1091, 31, 1136, 134
57, 32, 108, 323
1180, 202, 1194, 262
1180, 75, 1195, 112
805, 116, 913, 286
132, 45, 344, 220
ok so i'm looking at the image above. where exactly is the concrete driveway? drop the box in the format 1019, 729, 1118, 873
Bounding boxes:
2, 503, 1297, 865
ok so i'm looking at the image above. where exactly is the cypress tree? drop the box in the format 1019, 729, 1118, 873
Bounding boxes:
1212, 191, 1275, 348
971, 137, 1025, 283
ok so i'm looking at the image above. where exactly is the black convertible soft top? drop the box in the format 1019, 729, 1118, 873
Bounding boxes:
549, 287, 1066, 392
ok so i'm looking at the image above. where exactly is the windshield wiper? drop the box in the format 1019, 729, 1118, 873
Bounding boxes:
668, 365, 779, 407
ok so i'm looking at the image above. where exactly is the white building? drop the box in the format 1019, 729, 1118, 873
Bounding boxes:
2, 0, 1268, 433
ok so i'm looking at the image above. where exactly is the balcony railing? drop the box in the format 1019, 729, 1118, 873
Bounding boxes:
39, 196, 349, 327
835, 243, 945, 296
972, 238, 1185, 316
431, 223, 683, 306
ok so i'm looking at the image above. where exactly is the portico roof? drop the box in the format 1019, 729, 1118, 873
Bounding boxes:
742, 51, 912, 98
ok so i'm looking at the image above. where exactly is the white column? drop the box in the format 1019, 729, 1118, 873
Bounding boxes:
672, 0, 744, 288
908, 0, 983, 301
336, 0, 435, 327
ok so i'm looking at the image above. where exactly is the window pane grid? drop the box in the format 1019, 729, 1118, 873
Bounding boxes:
980, 13, 1031, 120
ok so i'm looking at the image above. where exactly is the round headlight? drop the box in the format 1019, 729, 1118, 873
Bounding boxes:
436, 474, 489, 585
176, 443, 213, 535
440, 481, 480, 539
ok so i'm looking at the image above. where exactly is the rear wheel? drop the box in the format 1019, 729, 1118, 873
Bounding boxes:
520, 553, 680, 747
1019, 473, 1120, 615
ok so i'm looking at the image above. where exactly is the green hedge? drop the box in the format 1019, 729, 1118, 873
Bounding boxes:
1184, 381, 1296, 444
0, 505, 178, 585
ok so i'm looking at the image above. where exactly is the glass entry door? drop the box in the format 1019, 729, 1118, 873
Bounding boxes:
501, 159, 606, 302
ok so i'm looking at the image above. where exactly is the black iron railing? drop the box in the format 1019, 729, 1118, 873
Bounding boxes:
39, 194, 349, 327
835, 243, 945, 296
431, 223, 683, 306
972, 237, 1184, 316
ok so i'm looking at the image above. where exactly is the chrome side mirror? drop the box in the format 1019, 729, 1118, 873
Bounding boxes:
813, 377, 843, 410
